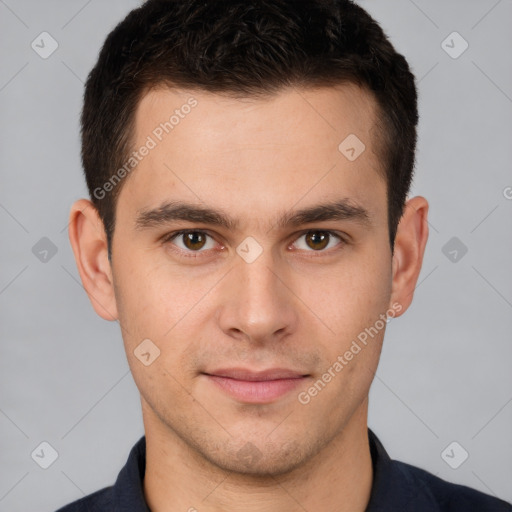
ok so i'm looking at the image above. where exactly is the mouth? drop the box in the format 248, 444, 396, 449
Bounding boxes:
202, 368, 310, 404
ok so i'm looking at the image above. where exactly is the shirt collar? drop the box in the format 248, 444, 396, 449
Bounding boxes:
366, 428, 440, 511
112, 434, 150, 511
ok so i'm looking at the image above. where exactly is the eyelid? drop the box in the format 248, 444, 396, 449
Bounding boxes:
162, 228, 347, 256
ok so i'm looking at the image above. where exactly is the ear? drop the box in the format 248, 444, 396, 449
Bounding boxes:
68, 199, 118, 321
389, 196, 429, 316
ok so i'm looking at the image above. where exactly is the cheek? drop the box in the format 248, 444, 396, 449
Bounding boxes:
112, 265, 201, 406
112, 255, 217, 375
113, 255, 193, 332
309, 250, 392, 337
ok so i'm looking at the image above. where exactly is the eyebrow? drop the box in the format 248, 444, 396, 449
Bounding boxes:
134, 199, 372, 232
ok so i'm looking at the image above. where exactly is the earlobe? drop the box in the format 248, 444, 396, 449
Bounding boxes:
389, 196, 429, 316
68, 199, 119, 321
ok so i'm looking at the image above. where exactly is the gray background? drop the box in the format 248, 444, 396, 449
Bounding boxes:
1, 1, 511, 510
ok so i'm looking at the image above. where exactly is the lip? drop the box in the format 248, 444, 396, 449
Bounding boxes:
205, 367, 307, 381
203, 368, 309, 404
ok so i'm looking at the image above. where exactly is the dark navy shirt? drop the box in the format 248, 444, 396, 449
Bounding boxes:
56, 429, 512, 511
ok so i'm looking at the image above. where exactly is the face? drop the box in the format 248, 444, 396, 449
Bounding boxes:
109, 84, 398, 475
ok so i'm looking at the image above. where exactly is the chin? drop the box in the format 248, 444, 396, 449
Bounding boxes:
201, 438, 309, 477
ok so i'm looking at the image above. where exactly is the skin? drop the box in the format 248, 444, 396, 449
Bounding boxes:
69, 83, 429, 512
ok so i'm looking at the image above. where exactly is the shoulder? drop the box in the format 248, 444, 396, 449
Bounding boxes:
394, 459, 512, 511
54, 435, 147, 512
54, 486, 113, 512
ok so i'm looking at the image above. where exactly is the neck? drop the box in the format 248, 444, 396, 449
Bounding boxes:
142, 399, 373, 512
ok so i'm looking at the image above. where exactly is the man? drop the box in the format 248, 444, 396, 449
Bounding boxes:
58, 0, 511, 510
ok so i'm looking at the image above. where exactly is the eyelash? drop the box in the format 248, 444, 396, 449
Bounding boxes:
161, 229, 348, 259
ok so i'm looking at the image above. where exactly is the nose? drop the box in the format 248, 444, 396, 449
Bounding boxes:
216, 246, 299, 345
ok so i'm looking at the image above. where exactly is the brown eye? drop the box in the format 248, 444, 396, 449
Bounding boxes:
305, 231, 330, 250
293, 230, 344, 253
165, 230, 216, 253
182, 231, 207, 250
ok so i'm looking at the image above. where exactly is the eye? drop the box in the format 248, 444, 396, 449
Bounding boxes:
162, 229, 346, 258
292, 230, 345, 253
163, 230, 218, 254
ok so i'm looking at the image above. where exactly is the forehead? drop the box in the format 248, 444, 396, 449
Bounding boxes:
119, 84, 387, 229
135, 83, 380, 150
